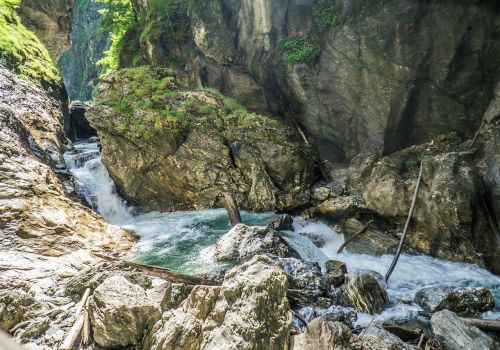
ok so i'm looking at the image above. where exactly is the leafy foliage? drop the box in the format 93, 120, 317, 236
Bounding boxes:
95, 0, 136, 73
279, 37, 320, 66
313, 0, 346, 26
0, 0, 60, 83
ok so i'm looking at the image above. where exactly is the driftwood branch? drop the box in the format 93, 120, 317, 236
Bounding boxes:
418, 311, 500, 333
385, 162, 423, 283
58, 288, 91, 350
217, 192, 241, 226
461, 318, 500, 333
93, 253, 221, 286
337, 219, 374, 254
81, 298, 91, 346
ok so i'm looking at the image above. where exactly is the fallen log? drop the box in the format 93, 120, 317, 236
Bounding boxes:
58, 288, 91, 350
216, 192, 241, 226
461, 318, 500, 333
383, 324, 422, 342
419, 311, 500, 333
93, 253, 221, 286
337, 218, 374, 254
385, 162, 423, 283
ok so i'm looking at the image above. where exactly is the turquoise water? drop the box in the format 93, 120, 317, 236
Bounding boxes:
65, 141, 500, 324
124, 209, 275, 274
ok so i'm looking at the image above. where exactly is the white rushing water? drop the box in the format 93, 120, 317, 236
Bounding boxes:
64, 141, 500, 324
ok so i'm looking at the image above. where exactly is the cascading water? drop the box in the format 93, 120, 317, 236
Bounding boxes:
63, 141, 274, 274
64, 140, 500, 325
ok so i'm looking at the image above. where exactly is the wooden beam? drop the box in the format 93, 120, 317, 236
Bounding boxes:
93, 253, 221, 286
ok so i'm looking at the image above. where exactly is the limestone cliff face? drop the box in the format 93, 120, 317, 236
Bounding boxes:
18, 0, 75, 59
128, 0, 500, 163
59, 0, 109, 100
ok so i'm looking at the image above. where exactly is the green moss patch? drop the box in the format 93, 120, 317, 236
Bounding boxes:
96, 66, 296, 144
0, 0, 60, 83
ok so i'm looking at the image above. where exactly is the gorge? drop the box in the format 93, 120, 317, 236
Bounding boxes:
1, 0, 500, 349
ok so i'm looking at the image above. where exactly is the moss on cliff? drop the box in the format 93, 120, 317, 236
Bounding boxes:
95, 66, 294, 144
0, 0, 60, 84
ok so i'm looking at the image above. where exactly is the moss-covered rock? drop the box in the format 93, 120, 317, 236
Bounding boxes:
87, 66, 315, 211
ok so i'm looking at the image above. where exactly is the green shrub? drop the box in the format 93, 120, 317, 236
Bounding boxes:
279, 37, 320, 66
313, 0, 346, 26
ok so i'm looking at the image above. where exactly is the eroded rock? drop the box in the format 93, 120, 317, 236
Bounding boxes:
90, 275, 168, 348
361, 325, 411, 350
145, 255, 290, 350
292, 319, 364, 350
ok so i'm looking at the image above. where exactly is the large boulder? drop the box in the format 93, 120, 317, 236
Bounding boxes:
87, 68, 315, 212
361, 325, 411, 350
336, 273, 389, 314
431, 310, 497, 350
90, 275, 169, 348
214, 224, 298, 262
415, 286, 495, 316
145, 255, 290, 350
274, 256, 326, 305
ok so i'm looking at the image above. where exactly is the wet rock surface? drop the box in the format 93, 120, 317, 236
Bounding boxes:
335, 273, 389, 314
325, 260, 347, 288
273, 257, 325, 305
415, 286, 495, 316
296, 305, 357, 328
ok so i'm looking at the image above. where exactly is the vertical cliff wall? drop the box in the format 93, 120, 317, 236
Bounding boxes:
124, 0, 500, 163
59, 0, 109, 101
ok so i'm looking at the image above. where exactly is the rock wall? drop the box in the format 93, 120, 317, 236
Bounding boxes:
18, 0, 75, 59
126, 0, 500, 163
59, 0, 109, 101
